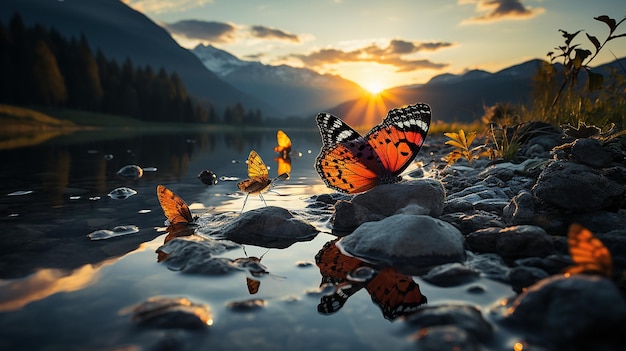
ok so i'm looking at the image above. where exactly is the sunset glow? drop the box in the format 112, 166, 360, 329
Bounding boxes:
125, 1, 626, 87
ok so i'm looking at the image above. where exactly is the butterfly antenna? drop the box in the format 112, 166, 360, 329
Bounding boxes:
240, 194, 250, 213
242, 245, 248, 257
259, 248, 271, 260
259, 193, 268, 207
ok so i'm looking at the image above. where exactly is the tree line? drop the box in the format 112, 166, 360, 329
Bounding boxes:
0, 13, 264, 125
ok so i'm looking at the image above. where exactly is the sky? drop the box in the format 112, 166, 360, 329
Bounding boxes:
123, 0, 626, 92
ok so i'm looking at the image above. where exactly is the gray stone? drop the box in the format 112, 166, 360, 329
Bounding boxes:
532, 161, 625, 212
421, 263, 480, 287
466, 225, 553, 259
339, 214, 465, 273
351, 179, 445, 217
407, 304, 493, 342
440, 210, 505, 235
571, 138, 613, 168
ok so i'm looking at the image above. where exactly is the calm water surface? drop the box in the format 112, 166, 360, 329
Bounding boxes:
0, 128, 517, 350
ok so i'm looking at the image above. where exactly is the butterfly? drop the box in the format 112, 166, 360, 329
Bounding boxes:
315, 103, 431, 194
274, 130, 292, 157
237, 150, 288, 212
565, 223, 613, 277
315, 239, 427, 320
156, 185, 194, 225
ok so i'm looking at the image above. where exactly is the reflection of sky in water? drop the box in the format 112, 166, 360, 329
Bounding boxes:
0, 129, 519, 350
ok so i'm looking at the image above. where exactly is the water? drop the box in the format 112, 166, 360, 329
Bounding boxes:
0, 128, 519, 350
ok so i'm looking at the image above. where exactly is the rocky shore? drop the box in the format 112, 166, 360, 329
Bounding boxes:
153, 122, 626, 350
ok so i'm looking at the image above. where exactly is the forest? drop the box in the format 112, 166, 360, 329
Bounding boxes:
0, 13, 265, 126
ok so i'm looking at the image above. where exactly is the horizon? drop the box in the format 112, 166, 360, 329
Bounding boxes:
124, 0, 626, 92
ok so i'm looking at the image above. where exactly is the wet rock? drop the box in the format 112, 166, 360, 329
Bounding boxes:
407, 304, 493, 342
218, 206, 318, 248
128, 296, 213, 329
413, 325, 481, 351
225, 298, 267, 311
571, 138, 613, 168
116, 165, 143, 179
198, 170, 218, 185
508, 266, 549, 293
338, 214, 465, 273
156, 237, 239, 274
532, 161, 625, 212
107, 187, 137, 200
466, 225, 553, 259
421, 263, 480, 287
331, 200, 384, 233
502, 190, 536, 225
501, 275, 626, 346
514, 254, 571, 276
440, 210, 505, 235
331, 179, 445, 232
465, 252, 511, 282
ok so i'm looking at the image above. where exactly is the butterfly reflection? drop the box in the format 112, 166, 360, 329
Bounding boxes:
315, 239, 427, 321
237, 150, 288, 212
233, 249, 272, 294
315, 103, 431, 194
274, 130, 292, 158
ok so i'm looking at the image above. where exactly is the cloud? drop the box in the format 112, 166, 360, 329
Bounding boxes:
123, 0, 212, 14
460, 0, 545, 24
292, 39, 452, 72
162, 20, 237, 43
161, 19, 304, 45
250, 25, 301, 43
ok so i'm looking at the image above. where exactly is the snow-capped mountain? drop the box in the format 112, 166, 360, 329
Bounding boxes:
192, 44, 366, 117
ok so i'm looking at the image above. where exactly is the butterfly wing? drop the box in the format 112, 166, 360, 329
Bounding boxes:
274, 130, 292, 153
315, 113, 383, 193
315, 239, 366, 279
365, 267, 427, 320
156, 185, 193, 224
237, 150, 271, 194
566, 223, 613, 277
246, 277, 261, 295
365, 103, 431, 180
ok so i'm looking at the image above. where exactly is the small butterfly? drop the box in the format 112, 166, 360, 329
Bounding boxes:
565, 223, 613, 277
315, 239, 427, 320
315, 103, 431, 194
274, 130, 292, 157
156, 185, 194, 225
237, 150, 288, 212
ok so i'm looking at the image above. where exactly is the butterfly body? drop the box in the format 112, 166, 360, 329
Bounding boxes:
315, 103, 431, 194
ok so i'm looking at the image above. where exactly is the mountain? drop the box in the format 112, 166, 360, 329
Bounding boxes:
0, 0, 276, 116
192, 44, 367, 117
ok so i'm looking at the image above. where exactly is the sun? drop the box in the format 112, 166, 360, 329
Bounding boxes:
365, 82, 384, 95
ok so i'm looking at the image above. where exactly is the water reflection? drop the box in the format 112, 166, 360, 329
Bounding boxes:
315, 239, 428, 321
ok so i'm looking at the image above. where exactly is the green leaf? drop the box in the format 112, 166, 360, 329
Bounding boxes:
587, 71, 604, 91
594, 15, 617, 32
586, 33, 601, 51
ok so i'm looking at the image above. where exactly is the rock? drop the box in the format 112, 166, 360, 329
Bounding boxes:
440, 210, 505, 235
412, 325, 481, 351
466, 225, 553, 259
532, 161, 625, 212
501, 275, 626, 346
406, 304, 493, 342
332, 179, 446, 232
502, 190, 536, 225
128, 296, 213, 329
156, 238, 239, 274
571, 138, 613, 168
465, 252, 511, 282
331, 200, 384, 233
351, 179, 445, 217
421, 263, 480, 287
217, 206, 318, 248
338, 214, 465, 273
508, 266, 549, 293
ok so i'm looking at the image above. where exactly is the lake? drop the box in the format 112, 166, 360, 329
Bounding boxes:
0, 128, 518, 350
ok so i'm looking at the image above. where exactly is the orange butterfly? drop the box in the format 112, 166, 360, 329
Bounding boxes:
315, 239, 427, 320
237, 150, 288, 212
565, 223, 613, 277
156, 185, 194, 225
315, 103, 431, 194
275, 154, 292, 178
274, 130, 292, 156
